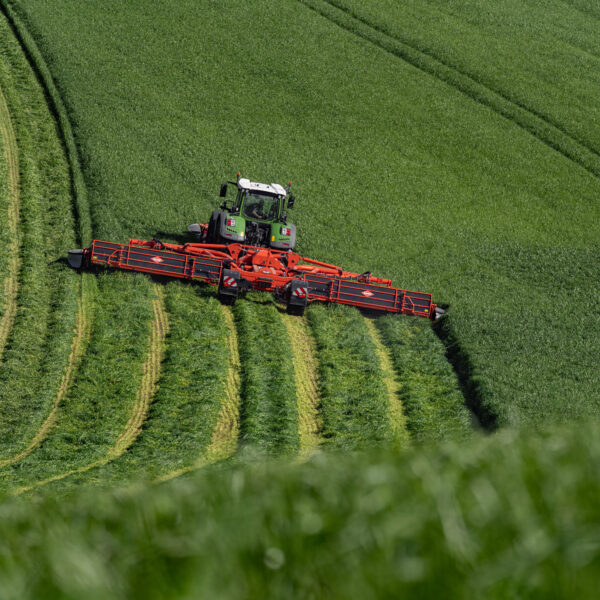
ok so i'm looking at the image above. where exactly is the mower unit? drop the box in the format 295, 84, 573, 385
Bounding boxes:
68, 238, 442, 319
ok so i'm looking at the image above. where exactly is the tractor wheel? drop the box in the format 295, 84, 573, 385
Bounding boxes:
207, 211, 222, 243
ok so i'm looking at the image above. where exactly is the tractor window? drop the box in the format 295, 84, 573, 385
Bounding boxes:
242, 192, 279, 221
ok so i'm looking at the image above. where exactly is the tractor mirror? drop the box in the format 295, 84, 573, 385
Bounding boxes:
288, 195, 295, 209
219, 183, 228, 197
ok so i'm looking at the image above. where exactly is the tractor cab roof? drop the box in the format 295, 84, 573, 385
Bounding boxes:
238, 178, 286, 198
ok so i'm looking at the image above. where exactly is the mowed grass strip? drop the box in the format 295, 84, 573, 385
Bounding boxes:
363, 316, 409, 447
0, 80, 20, 360
375, 314, 472, 442
233, 294, 299, 458
14, 281, 167, 494
0, 278, 92, 467
281, 313, 322, 458
307, 304, 392, 450
0, 272, 154, 496
155, 301, 241, 484
0, 13, 79, 462
49, 283, 235, 490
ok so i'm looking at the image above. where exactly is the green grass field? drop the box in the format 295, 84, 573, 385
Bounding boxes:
0, 0, 599, 595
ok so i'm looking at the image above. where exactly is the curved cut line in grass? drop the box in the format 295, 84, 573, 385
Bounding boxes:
155, 304, 241, 484
0, 83, 20, 360
0, 279, 92, 468
14, 283, 168, 495
363, 317, 410, 447
281, 313, 322, 458
299, 0, 600, 179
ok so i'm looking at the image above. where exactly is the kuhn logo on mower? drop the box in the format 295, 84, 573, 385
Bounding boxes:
361, 290, 374, 297
151, 256, 164, 264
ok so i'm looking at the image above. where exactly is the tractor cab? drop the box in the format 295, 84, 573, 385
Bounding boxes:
198, 174, 297, 249
226, 179, 285, 223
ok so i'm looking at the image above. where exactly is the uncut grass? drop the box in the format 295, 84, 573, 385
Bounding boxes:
329, 0, 600, 161
5, 422, 600, 599
308, 304, 392, 450
0, 14, 79, 461
8, 0, 600, 427
0, 272, 154, 495
48, 282, 231, 490
376, 314, 471, 442
233, 293, 299, 458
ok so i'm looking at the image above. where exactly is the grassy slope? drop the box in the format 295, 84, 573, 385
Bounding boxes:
308, 304, 394, 449
43, 282, 231, 490
6, 0, 599, 428
0, 11, 79, 460
233, 295, 299, 457
3, 422, 600, 599
0, 273, 154, 494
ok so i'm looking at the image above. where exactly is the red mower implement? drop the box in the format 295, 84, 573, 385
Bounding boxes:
68, 238, 443, 319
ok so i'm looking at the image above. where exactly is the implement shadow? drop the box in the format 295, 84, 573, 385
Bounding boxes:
432, 309, 497, 432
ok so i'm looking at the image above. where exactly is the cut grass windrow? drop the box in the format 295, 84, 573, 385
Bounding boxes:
281, 313, 322, 458
0, 13, 79, 463
155, 302, 241, 484
0, 277, 92, 468
307, 304, 392, 450
13, 280, 166, 495
299, 0, 600, 179
0, 82, 19, 361
233, 294, 299, 458
375, 314, 472, 442
41, 284, 237, 491
363, 316, 409, 447
0, 272, 153, 495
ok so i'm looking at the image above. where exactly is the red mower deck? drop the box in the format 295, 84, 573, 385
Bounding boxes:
68, 238, 440, 319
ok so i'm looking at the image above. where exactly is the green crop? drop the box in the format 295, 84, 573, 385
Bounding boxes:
3, 0, 598, 427
3, 422, 600, 599
233, 294, 299, 458
0, 0, 598, 593
308, 304, 393, 449
0, 12, 78, 463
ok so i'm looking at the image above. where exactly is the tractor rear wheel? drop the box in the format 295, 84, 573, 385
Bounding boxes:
207, 210, 223, 243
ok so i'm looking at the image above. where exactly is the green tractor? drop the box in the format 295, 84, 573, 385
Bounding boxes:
188, 174, 297, 249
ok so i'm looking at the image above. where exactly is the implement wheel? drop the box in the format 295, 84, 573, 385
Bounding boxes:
286, 280, 308, 316
217, 269, 240, 305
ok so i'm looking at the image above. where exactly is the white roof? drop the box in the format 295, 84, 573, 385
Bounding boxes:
238, 178, 286, 197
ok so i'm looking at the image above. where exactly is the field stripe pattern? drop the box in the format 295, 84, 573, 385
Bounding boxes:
0, 284, 91, 467
14, 283, 167, 494
298, 0, 600, 179
0, 82, 19, 360
156, 303, 242, 483
281, 313, 322, 458
363, 317, 409, 447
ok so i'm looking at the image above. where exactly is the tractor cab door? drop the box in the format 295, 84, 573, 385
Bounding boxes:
231, 189, 244, 215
